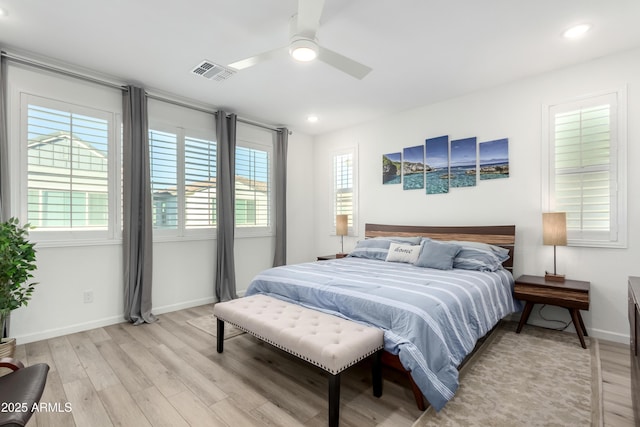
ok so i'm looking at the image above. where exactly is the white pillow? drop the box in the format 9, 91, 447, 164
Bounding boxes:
385, 242, 421, 264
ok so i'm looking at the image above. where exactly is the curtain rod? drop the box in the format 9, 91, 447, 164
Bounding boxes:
1, 50, 125, 91
1, 50, 290, 135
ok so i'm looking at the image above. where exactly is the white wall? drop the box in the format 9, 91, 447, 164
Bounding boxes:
7, 63, 316, 344
313, 48, 640, 343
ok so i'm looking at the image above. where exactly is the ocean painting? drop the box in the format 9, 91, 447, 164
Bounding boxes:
479, 138, 509, 180
382, 152, 402, 184
450, 137, 477, 188
425, 135, 449, 194
403, 145, 425, 190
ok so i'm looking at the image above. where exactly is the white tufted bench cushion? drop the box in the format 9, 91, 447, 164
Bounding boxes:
213, 294, 384, 427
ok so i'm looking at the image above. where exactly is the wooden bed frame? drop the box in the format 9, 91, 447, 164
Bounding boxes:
364, 223, 516, 410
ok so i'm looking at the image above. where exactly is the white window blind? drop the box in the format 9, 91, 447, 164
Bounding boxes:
149, 130, 178, 229
185, 136, 217, 228
333, 149, 357, 234
26, 102, 110, 231
235, 145, 270, 229
546, 91, 626, 247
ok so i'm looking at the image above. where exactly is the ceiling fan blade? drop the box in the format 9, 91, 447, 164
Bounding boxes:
296, 0, 325, 37
228, 47, 288, 70
317, 47, 372, 80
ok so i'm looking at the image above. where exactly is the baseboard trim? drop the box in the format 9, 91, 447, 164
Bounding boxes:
14, 296, 217, 345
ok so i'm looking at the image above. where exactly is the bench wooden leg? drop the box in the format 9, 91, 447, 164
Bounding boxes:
372, 350, 382, 398
216, 319, 224, 353
329, 373, 340, 427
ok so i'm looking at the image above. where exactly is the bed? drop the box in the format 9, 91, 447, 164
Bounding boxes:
244, 223, 519, 411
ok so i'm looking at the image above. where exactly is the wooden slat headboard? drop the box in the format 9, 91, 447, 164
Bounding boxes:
364, 223, 516, 271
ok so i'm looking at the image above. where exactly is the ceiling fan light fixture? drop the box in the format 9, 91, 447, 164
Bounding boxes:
289, 38, 319, 62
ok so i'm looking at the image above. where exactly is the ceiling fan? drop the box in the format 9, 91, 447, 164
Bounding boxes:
228, 0, 372, 80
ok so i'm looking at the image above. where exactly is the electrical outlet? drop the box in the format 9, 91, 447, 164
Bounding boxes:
83, 290, 94, 304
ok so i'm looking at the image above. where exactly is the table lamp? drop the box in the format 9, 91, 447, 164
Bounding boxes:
336, 214, 348, 258
542, 212, 567, 282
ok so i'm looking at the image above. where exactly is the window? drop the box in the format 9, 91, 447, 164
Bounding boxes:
333, 147, 358, 235
544, 90, 627, 248
23, 95, 117, 240
147, 124, 274, 238
235, 142, 272, 235
148, 126, 217, 237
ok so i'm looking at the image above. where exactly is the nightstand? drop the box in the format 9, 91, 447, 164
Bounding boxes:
514, 274, 590, 349
317, 254, 347, 261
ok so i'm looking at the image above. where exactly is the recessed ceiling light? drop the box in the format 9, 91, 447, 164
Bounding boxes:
306, 115, 319, 123
563, 24, 591, 39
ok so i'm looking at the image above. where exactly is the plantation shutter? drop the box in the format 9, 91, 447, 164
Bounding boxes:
333, 152, 353, 230
550, 94, 617, 243
26, 103, 109, 230
148, 129, 178, 229
184, 136, 217, 228
235, 145, 270, 228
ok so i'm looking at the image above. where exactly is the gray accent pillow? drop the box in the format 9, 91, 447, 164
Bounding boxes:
453, 246, 504, 272
414, 239, 461, 270
448, 240, 510, 262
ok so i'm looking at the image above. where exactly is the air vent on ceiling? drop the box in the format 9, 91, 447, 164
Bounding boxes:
191, 60, 235, 81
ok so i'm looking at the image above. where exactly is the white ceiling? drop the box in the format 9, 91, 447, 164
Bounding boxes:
1, 0, 640, 136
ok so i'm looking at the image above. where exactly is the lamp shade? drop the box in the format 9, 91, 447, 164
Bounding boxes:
542, 212, 567, 246
336, 214, 348, 236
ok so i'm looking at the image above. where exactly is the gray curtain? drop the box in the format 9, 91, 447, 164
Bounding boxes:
215, 111, 237, 302
0, 54, 9, 337
123, 85, 156, 325
0, 54, 9, 222
272, 128, 288, 267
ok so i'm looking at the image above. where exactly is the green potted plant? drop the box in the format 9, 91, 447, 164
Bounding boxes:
0, 217, 37, 358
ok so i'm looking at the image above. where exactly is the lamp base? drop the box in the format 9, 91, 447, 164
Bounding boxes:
544, 272, 565, 282
336, 253, 347, 259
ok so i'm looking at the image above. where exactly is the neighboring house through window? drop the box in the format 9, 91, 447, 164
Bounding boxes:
23, 95, 274, 242
235, 140, 272, 236
23, 95, 117, 241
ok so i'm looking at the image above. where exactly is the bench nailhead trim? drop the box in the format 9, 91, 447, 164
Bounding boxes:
216, 316, 383, 375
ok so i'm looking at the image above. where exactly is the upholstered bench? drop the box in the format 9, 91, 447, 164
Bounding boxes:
213, 294, 384, 427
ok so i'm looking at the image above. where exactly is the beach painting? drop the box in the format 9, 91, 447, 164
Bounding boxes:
425, 135, 449, 194
382, 152, 402, 184
479, 138, 509, 180
402, 145, 425, 190
450, 137, 477, 188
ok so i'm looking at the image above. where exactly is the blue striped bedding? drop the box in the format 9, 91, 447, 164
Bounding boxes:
245, 257, 518, 411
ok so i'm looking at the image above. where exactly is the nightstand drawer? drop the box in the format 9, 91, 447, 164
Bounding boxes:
514, 283, 589, 310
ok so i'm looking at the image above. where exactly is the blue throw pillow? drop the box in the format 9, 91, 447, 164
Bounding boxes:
414, 239, 461, 270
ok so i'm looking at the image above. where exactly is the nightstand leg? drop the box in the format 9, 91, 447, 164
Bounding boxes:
569, 309, 587, 349
516, 302, 534, 333
576, 310, 588, 337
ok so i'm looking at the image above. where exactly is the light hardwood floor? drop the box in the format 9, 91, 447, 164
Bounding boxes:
11, 304, 635, 427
